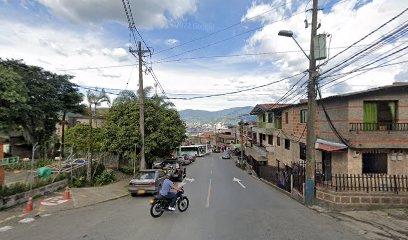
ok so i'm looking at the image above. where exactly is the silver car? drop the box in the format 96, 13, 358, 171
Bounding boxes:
128, 169, 166, 196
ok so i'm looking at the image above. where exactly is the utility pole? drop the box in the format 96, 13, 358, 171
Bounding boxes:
239, 122, 244, 165
137, 41, 147, 170
305, 0, 319, 206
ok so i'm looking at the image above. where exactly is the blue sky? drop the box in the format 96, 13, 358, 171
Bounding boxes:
0, 0, 407, 110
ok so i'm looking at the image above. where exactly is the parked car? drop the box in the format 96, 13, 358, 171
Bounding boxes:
161, 160, 186, 182
183, 154, 196, 162
128, 169, 166, 196
222, 151, 231, 159
177, 156, 191, 165
152, 160, 164, 169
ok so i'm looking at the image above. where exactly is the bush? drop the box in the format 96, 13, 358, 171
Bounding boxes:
118, 166, 133, 175
93, 163, 106, 178
71, 176, 86, 188
94, 170, 115, 186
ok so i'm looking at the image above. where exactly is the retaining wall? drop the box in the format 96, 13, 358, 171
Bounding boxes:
316, 186, 408, 210
0, 179, 67, 210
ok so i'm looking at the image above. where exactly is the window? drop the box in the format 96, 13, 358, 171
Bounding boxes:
262, 134, 266, 141
362, 153, 387, 174
268, 113, 273, 123
285, 139, 290, 150
285, 112, 289, 124
300, 109, 308, 123
277, 137, 281, 146
262, 113, 266, 122
299, 143, 306, 160
274, 115, 282, 129
268, 135, 273, 145
363, 101, 397, 130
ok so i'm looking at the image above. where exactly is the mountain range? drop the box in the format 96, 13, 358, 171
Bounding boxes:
179, 106, 256, 127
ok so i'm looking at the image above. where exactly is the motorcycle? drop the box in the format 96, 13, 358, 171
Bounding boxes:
149, 188, 189, 218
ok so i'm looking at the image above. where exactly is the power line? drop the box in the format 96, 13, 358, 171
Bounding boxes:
154, 10, 306, 63
319, 8, 408, 69
154, 1, 294, 55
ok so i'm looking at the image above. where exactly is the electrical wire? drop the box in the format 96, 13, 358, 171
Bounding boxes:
154, 1, 294, 55
154, 10, 306, 63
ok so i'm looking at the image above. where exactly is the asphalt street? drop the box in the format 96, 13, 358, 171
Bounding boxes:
1, 153, 365, 240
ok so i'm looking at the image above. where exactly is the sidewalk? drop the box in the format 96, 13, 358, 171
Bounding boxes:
0, 178, 131, 226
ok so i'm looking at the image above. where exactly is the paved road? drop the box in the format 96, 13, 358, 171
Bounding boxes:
1, 154, 364, 240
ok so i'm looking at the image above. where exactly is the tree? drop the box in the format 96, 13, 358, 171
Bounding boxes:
102, 90, 186, 168
0, 59, 84, 158
65, 124, 103, 154
0, 65, 29, 131
86, 89, 110, 184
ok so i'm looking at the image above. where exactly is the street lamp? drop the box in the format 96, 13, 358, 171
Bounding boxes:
278, 30, 311, 61
278, 0, 319, 207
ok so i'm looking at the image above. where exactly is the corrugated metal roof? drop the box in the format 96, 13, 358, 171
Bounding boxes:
250, 103, 292, 115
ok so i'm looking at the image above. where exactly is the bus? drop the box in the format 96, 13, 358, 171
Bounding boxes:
176, 145, 209, 157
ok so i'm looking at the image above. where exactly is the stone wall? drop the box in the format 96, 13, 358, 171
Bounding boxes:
0, 179, 67, 210
316, 186, 408, 210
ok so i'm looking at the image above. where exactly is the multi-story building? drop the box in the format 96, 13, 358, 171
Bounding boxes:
247, 83, 408, 178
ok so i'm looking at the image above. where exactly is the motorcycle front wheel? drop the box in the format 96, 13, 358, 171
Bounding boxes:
177, 196, 189, 212
150, 202, 164, 218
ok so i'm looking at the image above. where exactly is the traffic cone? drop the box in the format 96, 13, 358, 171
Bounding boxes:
63, 185, 71, 200
25, 196, 33, 212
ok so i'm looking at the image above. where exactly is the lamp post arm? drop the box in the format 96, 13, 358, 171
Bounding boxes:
292, 37, 311, 61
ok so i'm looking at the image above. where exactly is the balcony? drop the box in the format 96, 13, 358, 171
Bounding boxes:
348, 122, 408, 148
350, 122, 408, 132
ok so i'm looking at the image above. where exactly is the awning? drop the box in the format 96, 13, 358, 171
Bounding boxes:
233, 144, 241, 149
315, 139, 348, 152
246, 147, 268, 161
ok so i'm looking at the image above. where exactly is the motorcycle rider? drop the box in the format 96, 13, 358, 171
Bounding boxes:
159, 172, 183, 211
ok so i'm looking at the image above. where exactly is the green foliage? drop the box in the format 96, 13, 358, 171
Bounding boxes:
4, 159, 53, 171
71, 176, 86, 188
94, 170, 115, 186
118, 166, 133, 175
93, 163, 106, 178
65, 124, 104, 154
101, 90, 187, 167
0, 59, 83, 155
0, 65, 29, 131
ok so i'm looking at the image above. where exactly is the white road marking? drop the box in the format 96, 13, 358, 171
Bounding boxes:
206, 179, 212, 208
42, 214, 51, 217
0, 226, 13, 232
210, 170, 213, 175
185, 178, 195, 183
233, 177, 246, 189
19, 218, 35, 224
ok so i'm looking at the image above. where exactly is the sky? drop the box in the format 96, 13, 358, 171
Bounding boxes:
0, 0, 407, 111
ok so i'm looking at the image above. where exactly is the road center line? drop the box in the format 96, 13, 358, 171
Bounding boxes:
206, 178, 212, 208
210, 170, 213, 175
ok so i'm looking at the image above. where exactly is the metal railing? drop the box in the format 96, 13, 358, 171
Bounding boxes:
317, 174, 408, 193
350, 122, 408, 131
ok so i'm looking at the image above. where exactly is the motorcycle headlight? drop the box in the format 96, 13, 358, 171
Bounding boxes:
149, 199, 155, 205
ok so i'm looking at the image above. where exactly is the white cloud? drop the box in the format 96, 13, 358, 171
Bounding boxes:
37, 0, 197, 29
240, 0, 408, 94
165, 39, 179, 46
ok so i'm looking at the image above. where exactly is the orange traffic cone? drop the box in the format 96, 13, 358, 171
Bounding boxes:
25, 196, 33, 212
63, 185, 71, 200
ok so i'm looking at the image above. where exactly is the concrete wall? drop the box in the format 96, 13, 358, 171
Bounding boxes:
0, 179, 67, 210
316, 187, 408, 210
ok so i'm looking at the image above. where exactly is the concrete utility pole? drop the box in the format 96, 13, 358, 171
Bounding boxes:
305, 0, 319, 206
240, 122, 244, 165
137, 41, 146, 170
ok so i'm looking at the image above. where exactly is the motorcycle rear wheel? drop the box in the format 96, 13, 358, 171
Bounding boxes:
177, 196, 189, 212
150, 202, 164, 218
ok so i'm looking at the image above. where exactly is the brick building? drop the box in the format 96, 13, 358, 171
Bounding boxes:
247, 83, 408, 178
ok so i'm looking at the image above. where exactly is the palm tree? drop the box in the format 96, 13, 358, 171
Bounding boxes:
86, 89, 110, 184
